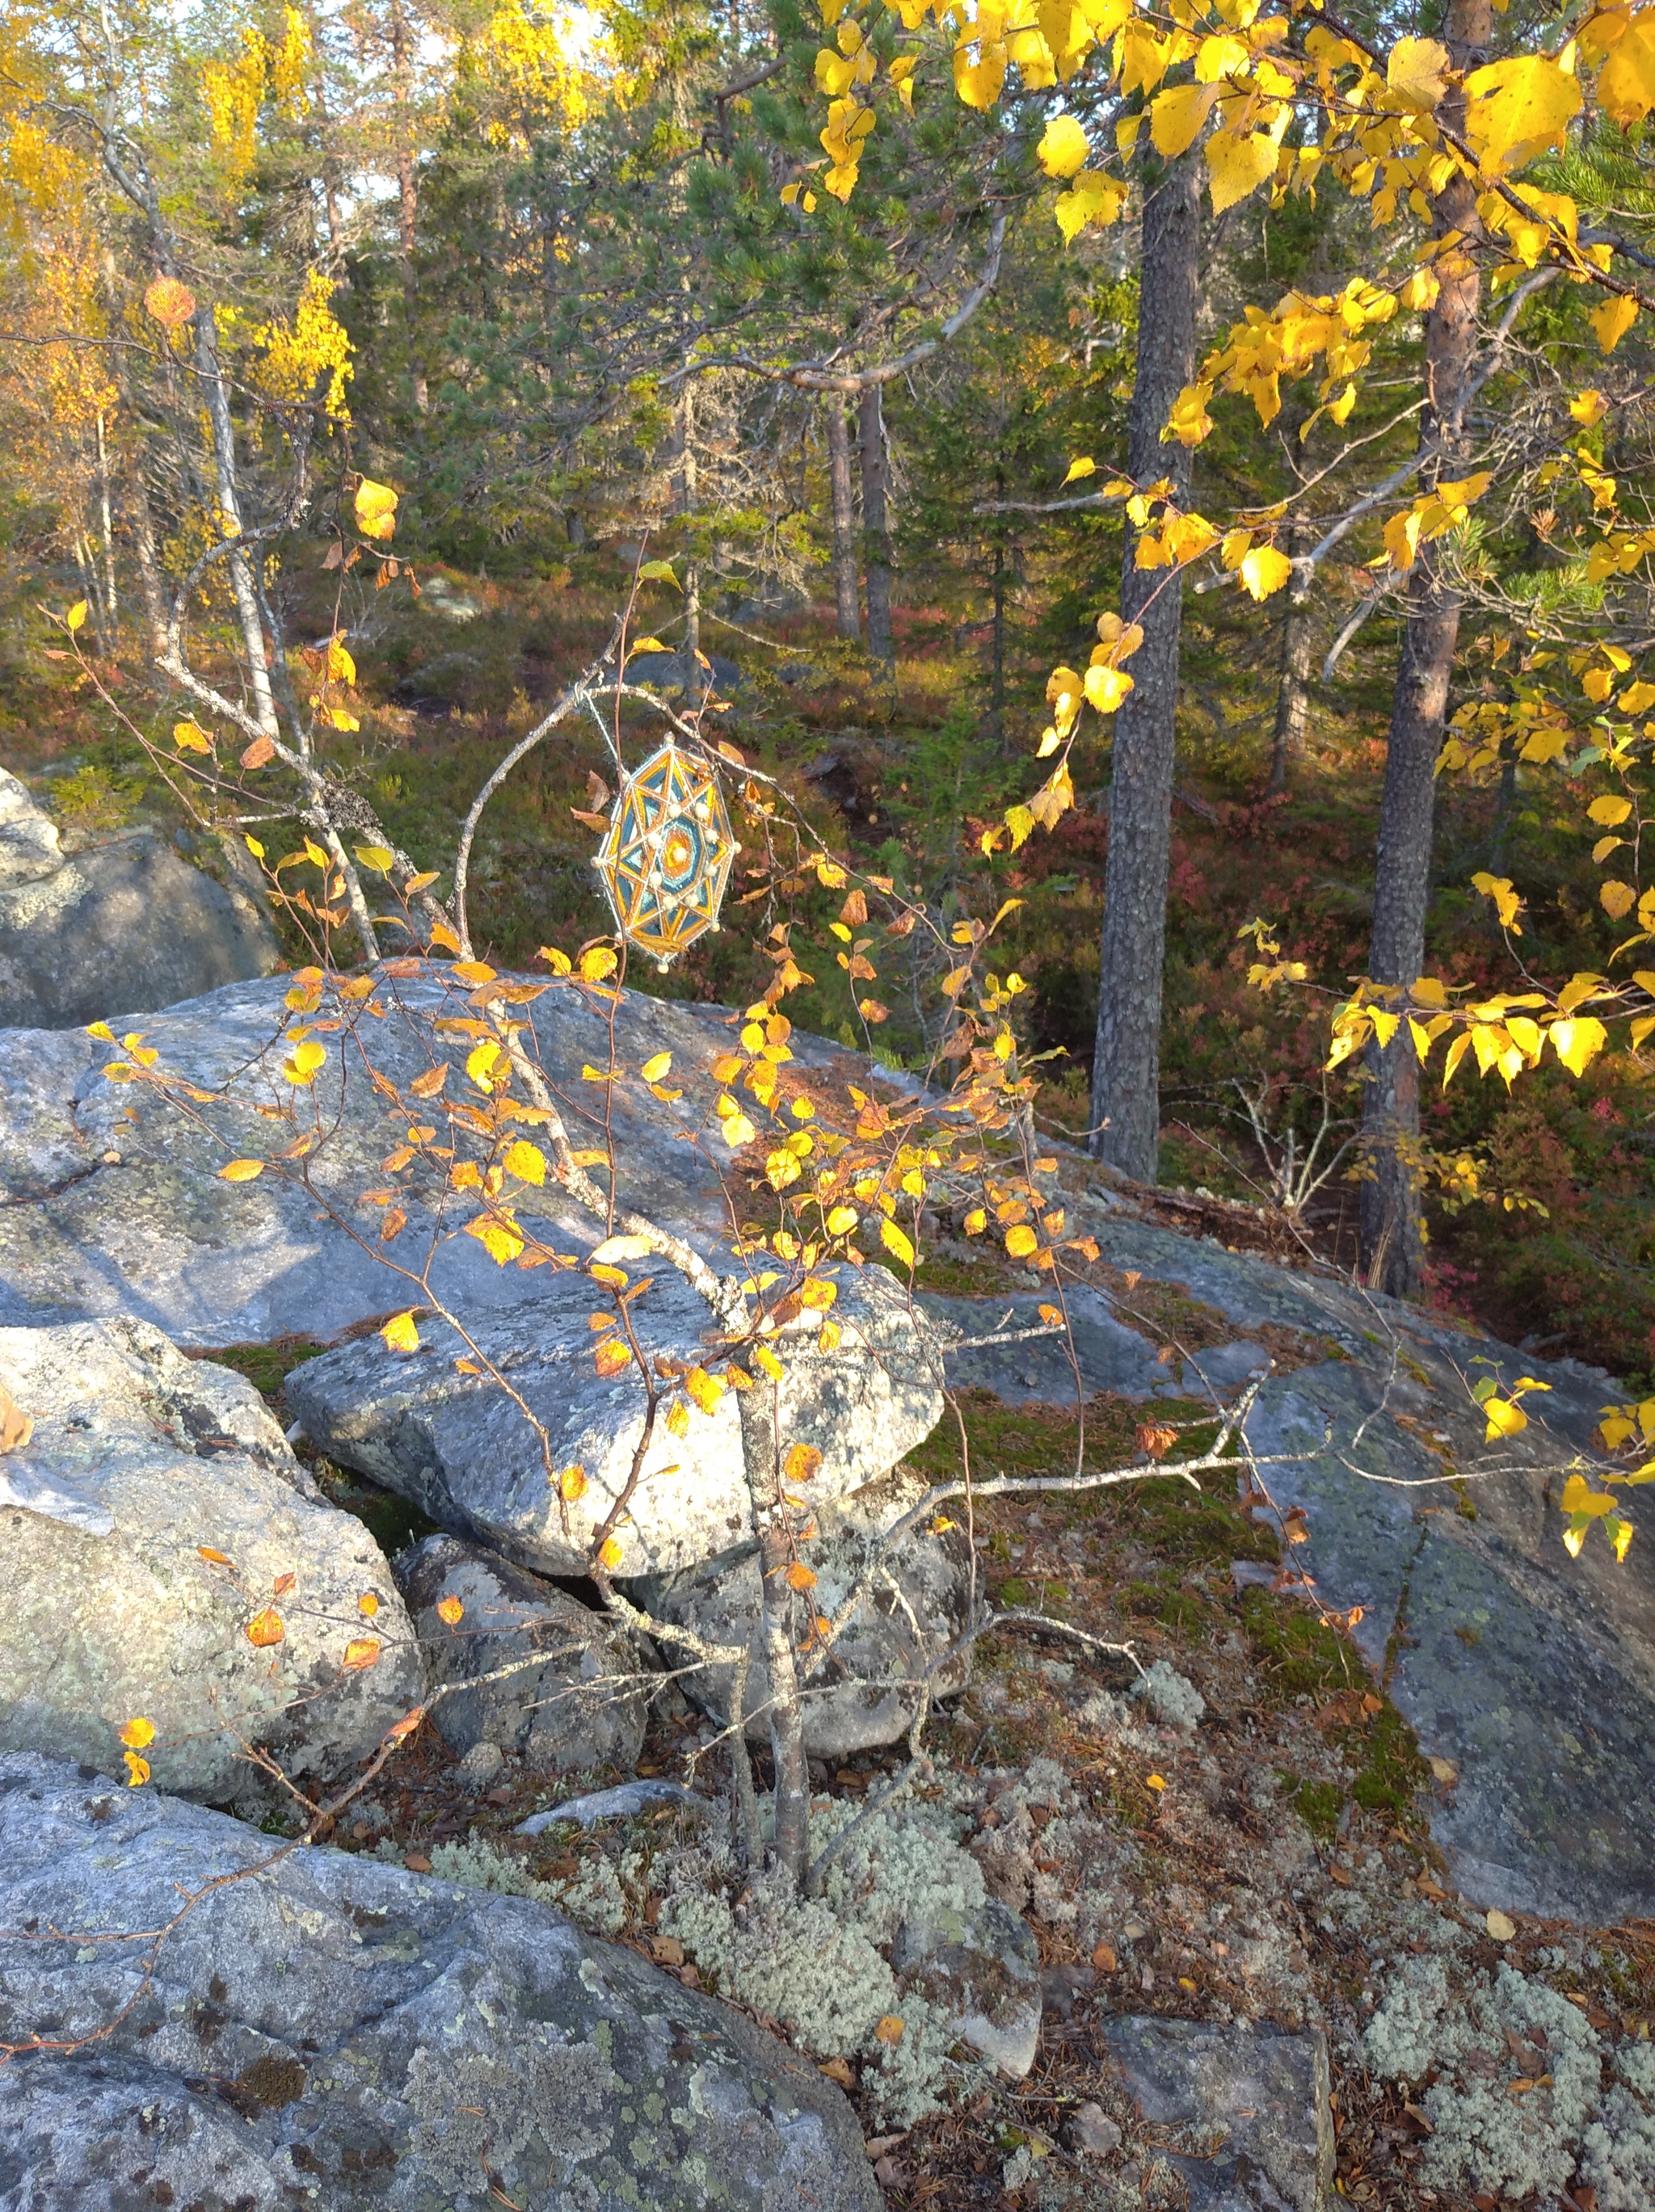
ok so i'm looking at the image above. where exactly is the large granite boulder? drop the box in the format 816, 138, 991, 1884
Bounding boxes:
0, 1753, 881, 2212
0, 1318, 422, 1809
0, 968, 940, 1396
396, 1533, 651, 1768
286, 1264, 939, 1579
0, 767, 279, 1029
632, 1469, 974, 1756
939, 1195, 1655, 1928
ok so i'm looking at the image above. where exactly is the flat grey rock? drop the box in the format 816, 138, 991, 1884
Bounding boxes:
397, 1533, 649, 1768
1099, 2016, 1333, 2211
0, 1754, 880, 2212
0, 772, 278, 1029
1243, 1340, 1655, 1923
929, 1195, 1655, 1926
632, 1468, 973, 1756
0, 1320, 421, 1810
518, 1780, 714, 1833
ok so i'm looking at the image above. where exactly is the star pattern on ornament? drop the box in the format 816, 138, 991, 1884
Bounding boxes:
594, 742, 738, 970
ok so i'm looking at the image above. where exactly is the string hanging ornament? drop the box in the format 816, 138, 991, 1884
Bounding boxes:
593, 742, 739, 972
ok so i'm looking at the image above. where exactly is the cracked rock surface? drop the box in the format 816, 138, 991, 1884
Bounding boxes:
0, 1754, 880, 2212
0, 1318, 422, 1807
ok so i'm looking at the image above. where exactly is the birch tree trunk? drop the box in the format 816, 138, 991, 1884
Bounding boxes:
1358, 0, 1492, 1298
1270, 522, 1313, 790
736, 1378, 810, 1890
1089, 151, 1200, 1184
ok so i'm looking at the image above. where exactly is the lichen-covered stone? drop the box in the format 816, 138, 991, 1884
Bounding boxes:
1098, 2016, 1333, 2212
397, 1533, 649, 1769
632, 1469, 973, 1755
0, 1755, 881, 2212
0, 1319, 420, 1809
0, 770, 279, 1032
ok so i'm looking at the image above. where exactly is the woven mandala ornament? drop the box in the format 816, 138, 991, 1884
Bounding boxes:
594, 742, 738, 971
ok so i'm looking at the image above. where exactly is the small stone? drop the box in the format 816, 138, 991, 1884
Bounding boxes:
455, 1740, 505, 1787
1065, 2102, 1122, 2158
1485, 1907, 1517, 1942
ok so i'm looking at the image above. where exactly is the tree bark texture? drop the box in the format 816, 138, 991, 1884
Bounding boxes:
826, 397, 861, 641
858, 383, 894, 666
1270, 522, 1314, 790
736, 1380, 810, 1889
1089, 152, 1201, 1184
1359, 0, 1492, 1299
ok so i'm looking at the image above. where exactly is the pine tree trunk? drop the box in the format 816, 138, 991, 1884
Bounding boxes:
1270, 524, 1313, 791
1359, 0, 1491, 1299
859, 383, 894, 667
827, 396, 860, 641
390, 0, 424, 412
1089, 151, 1200, 1184
737, 1379, 809, 1890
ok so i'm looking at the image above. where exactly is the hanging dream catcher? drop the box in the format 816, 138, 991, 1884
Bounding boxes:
594, 742, 739, 971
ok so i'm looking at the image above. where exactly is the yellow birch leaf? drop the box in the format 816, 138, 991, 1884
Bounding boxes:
1004, 1223, 1040, 1257
1206, 129, 1281, 215
1464, 55, 1581, 173
436, 1595, 463, 1625
1591, 293, 1639, 353
355, 479, 399, 540
1483, 1396, 1527, 1440
381, 1310, 420, 1353
1548, 1016, 1607, 1075
217, 1159, 264, 1182
1038, 113, 1091, 177
1601, 880, 1636, 919
593, 1339, 634, 1377
1387, 35, 1452, 109
1598, 17, 1655, 127
1587, 795, 1633, 826
560, 1463, 590, 1501
469, 1216, 525, 1264
882, 1218, 916, 1268
503, 1139, 547, 1184
1239, 546, 1294, 601
1150, 81, 1217, 158
246, 1607, 285, 1647
342, 1636, 381, 1671
120, 1717, 156, 1749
